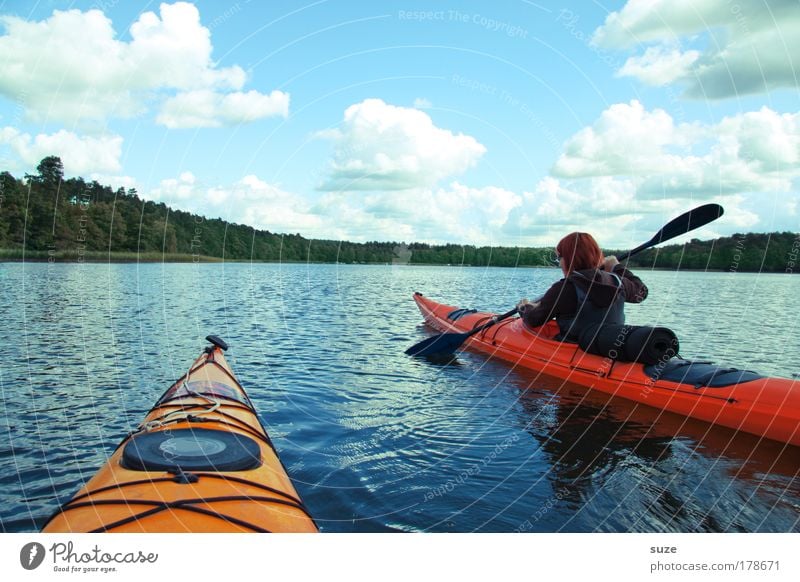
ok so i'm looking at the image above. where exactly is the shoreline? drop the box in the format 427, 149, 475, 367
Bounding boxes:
0, 253, 794, 273
0, 250, 224, 263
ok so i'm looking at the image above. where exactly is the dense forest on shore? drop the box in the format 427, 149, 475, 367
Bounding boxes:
1, 157, 797, 272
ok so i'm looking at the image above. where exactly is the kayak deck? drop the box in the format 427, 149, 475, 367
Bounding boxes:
413, 293, 800, 448
42, 339, 317, 533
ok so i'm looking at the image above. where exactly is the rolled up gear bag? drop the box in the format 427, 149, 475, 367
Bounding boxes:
579, 323, 679, 365
578, 323, 631, 360
625, 325, 679, 365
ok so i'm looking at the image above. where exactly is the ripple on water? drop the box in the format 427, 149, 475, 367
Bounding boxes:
1, 264, 798, 533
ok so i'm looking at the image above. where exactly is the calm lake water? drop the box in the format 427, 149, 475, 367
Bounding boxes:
0, 262, 798, 532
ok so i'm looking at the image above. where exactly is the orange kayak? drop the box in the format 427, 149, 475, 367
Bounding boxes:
42, 336, 317, 533
413, 293, 800, 447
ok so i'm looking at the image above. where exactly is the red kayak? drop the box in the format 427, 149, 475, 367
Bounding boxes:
412, 293, 800, 447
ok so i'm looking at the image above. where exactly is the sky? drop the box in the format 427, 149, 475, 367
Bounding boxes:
0, 0, 798, 248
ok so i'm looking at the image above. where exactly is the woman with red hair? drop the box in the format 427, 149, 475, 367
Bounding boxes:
517, 232, 648, 341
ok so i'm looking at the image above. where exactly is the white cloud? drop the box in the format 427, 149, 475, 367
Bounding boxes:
505, 177, 644, 242
720, 107, 800, 169
128, 97, 795, 246
148, 171, 199, 201
233, 175, 325, 233
502, 176, 764, 248
552, 101, 800, 198
145, 173, 325, 235
617, 45, 700, 86
0, 3, 286, 126
413, 98, 432, 109
131, 165, 788, 247
126, 3, 244, 91
0, 127, 122, 174
716, 195, 760, 229
356, 182, 522, 243
157, 90, 290, 128
591, 0, 731, 47
552, 100, 699, 178
89, 174, 139, 192
592, 0, 800, 98
141, 173, 523, 244
251, 180, 520, 244
317, 99, 486, 191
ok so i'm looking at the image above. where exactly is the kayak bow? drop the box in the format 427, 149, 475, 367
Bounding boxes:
412, 293, 800, 447
42, 336, 318, 533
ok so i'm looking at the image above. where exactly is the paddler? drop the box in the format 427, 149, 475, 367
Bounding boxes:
517, 232, 648, 341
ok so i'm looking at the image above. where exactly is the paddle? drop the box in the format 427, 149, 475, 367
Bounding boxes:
405, 203, 724, 357
616, 203, 724, 262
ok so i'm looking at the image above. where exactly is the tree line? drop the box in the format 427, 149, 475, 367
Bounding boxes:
621, 233, 799, 273
0, 157, 796, 271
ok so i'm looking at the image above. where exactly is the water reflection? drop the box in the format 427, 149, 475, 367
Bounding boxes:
505, 368, 799, 532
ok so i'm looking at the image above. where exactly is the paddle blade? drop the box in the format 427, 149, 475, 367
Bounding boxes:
618, 203, 724, 261
405, 332, 468, 357
653, 203, 724, 244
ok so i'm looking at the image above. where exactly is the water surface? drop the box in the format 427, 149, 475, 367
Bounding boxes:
0, 262, 797, 532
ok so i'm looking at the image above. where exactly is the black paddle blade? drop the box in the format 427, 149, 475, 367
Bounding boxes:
405, 331, 469, 357
617, 203, 724, 261
654, 203, 724, 244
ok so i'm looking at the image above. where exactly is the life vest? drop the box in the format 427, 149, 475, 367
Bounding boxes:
555, 271, 625, 342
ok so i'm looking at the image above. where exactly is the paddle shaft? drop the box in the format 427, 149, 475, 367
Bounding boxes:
464, 307, 519, 338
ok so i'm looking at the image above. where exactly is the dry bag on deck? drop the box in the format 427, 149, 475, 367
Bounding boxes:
578, 323, 679, 365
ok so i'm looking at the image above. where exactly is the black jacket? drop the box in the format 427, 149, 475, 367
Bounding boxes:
520, 265, 648, 333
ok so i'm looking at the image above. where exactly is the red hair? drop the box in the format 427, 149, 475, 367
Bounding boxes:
556, 232, 604, 274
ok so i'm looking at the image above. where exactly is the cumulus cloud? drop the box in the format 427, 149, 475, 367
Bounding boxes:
617, 45, 700, 86
592, 0, 733, 47
552, 100, 699, 178
503, 176, 764, 248
504, 177, 644, 243
0, 2, 287, 126
357, 182, 522, 243
157, 90, 290, 128
310, 184, 521, 244
552, 101, 800, 198
135, 164, 788, 247
232, 176, 325, 233
89, 174, 139, 193
317, 99, 486, 191
148, 171, 199, 202
145, 173, 325, 235
592, 0, 800, 98
141, 172, 524, 244
0, 127, 122, 174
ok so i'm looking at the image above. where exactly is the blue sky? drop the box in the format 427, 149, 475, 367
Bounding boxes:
0, 0, 798, 248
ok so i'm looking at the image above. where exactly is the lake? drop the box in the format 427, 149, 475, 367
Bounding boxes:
0, 262, 798, 532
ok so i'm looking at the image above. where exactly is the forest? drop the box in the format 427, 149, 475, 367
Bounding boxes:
1, 157, 797, 272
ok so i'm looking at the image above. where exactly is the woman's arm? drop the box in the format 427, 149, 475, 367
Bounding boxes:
603, 255, 648, 303
518, 280, 571, 327
614, 264, 648, 303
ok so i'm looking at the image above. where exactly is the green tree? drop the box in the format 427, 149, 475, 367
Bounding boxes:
36, 156, 65, 186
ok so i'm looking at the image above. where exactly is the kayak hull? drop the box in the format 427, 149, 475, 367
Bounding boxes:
42, 343, 317, 533
413, 293, 800, 448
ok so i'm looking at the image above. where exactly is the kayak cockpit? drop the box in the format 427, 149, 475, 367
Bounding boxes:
518, 319, 563, 341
